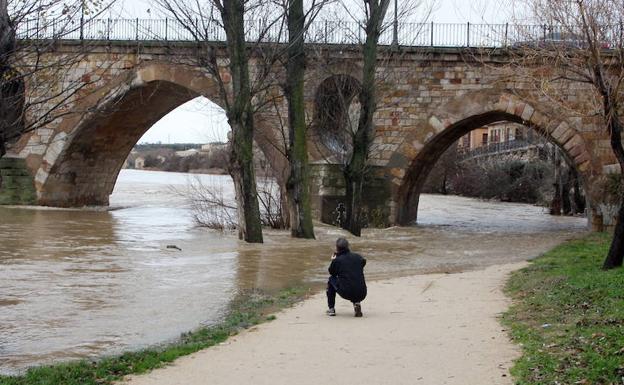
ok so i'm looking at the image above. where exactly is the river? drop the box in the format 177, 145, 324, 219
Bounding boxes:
0, 169, 588, 375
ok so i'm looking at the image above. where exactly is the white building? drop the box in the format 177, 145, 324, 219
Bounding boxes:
134, 157, 145, 169
175, 149, 200, 158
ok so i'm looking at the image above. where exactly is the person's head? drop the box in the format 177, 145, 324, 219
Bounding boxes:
335, 237, 350, 254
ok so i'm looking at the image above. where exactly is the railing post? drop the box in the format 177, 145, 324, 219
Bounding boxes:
136, 18, 139, 40
504, 22, 508, 47
107, 18, 111, 40
466, 22, 470, 47
430, 21, 434, 46
358, 23, 362, 43
165, 18, 168, 41
79, 12, 84, 40
392, 0, 398, 47
324, 20, 328, 44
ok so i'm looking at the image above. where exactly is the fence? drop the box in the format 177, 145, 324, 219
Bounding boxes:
458, 139, 550, 161
14, 18, 601, 48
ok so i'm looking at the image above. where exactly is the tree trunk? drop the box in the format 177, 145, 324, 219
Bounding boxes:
0, 0, 24, 192
571, 168, 585, 214
229, 118, 263, 242
550, 147, 562, 215
284, 0, 314, 239
0, 0, 16, 159
343, 170, 364, 236
343, 0, 389, 237
280, 182, 291, 229
603, 109, 624, 268
220, 0, 263, 243
604, 191, 624, 269
550, 182, 562, 216
603, 156, 624, 268
561, 167, 572, 215
343, 130, 369, 236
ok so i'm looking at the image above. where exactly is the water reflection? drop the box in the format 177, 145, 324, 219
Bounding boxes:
0, 170, 588, 374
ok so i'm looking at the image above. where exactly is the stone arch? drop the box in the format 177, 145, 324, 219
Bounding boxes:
36, 62, 283, 206
390, 90, 595, 225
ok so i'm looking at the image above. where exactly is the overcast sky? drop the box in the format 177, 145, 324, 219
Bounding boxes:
109, 0, 517, 144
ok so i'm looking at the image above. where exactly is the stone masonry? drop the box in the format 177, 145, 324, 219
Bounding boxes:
1, 41, 618, 229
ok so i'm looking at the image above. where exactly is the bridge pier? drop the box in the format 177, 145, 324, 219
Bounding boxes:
309, 163, 393, 228
0, 157, 37, 205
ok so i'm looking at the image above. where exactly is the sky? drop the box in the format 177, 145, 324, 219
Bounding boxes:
107, 0, 518, 144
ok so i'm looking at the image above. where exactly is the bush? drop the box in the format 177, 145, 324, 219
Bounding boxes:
425, 156, 554, 205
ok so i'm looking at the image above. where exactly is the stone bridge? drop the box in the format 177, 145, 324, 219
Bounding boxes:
0, 39, 617, 230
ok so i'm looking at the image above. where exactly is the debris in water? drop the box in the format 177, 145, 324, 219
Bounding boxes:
166, 245, 182, 251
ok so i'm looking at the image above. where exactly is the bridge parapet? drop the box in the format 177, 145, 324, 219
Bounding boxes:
16, 18, 596, 49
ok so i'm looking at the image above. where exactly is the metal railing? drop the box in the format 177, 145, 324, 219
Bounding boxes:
14, 18, 607, 48
458, 139, 549, 160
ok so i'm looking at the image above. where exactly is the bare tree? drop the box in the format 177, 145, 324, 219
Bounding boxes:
153, 0, 291, 243
307, 0, 427, 234
173, 172, 286, 230
338, 0, 391, 237
0, 0, 21, 158
281, 0, 328, 239
511, 0, 624, 268
218, 0, 265, 242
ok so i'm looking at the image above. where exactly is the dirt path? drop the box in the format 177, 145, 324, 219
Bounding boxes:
123, 263, 525, 385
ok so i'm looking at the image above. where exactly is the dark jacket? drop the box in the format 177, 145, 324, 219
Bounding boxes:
328, 250, 367, 303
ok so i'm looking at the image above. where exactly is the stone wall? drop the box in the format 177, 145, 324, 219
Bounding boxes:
1, 42, 616, 228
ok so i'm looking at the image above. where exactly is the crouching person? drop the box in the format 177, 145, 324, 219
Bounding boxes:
326, 238, 367, 317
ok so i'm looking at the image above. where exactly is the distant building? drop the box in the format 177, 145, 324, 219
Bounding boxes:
200, 142, 228, 156
458, 123, 528, 151
458, 127, 489, 150
458, 123, 546, 162
175, 149, 200, 158
135, 157, 145, 169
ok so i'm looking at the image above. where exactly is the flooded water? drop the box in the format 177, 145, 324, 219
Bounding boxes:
0, 169, 588, 375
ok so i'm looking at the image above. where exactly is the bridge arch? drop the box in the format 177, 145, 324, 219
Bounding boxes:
37, 63, 222, 206
391, 90, 595, 225
36, 63, 285, 207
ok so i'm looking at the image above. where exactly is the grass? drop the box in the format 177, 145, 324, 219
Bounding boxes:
0, 287, 308, 385
503, 233, 624, 385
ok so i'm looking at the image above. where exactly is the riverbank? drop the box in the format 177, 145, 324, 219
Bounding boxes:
122, 262, 524, 385
0, 288, 308, 385
4, 233, 615, 385
503, 233, 624, 384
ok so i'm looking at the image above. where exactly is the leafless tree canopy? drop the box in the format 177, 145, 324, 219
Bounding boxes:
1, 0, 114, 156
510, 0, 624, 268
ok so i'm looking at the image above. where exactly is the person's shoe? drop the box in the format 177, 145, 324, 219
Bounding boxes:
354, 303, 363, 317
326, 308, 336, 316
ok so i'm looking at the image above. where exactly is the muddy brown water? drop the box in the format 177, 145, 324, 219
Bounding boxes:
0, 169, 587, 374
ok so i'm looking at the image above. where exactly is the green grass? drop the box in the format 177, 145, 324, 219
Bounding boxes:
0, 287, 308, 385
503, 233, 624, 385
